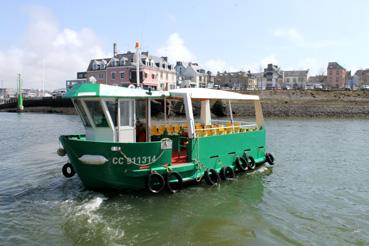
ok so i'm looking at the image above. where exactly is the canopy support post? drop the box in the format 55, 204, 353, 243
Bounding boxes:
146, 98, 151, 142
255, 100, 264, 129
164, 97, 167, 123
228, 100, 234, 123
184, 94, 195, 138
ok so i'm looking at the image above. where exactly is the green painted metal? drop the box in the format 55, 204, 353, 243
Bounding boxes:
17, 74, 24, 111
17, 94, 23, 111
59, 129, 267, 190
64, 83, 167, 99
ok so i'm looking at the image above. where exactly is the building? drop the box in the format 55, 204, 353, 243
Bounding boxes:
214, 71, 257, 90
85, 45, 176, 90
174, 61, 187, 86
353, 69, 369, 87
308, 75, 327, 84
180, 62, 210, 88
264, 64, 282, 89
66, 72, 88, 90
282, 70, 309, 88
327, 62, 347, 88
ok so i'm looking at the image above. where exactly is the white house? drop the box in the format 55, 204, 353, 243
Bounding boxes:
182, 62, 208, 88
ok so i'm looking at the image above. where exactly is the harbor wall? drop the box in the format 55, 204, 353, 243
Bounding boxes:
1, 90, 369, 117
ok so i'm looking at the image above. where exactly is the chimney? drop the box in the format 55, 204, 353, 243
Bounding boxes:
113, 43, 117, 57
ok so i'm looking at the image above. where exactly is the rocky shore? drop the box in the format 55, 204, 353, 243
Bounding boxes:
232, 90, 369, 118
1, 90, 369, 118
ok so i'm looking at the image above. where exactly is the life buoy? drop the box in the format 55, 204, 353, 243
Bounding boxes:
246, 155, 256, 170
235, 157, 248, 172
204, 168, 220, 185
265, 153, 275, 165
146, 172, 165, 194
219, 166, 235, 180
62, 163, 75, 178
166, 171, 183, 193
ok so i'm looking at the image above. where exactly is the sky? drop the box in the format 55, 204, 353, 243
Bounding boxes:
1, 0, 369, 90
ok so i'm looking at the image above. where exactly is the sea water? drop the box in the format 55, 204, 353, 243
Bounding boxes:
1, 112, 369, 245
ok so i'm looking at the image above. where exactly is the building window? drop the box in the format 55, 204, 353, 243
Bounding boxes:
144, 73, 148, 79
151, 74, 155, 79
99, 73, 103, 79
160, 72, 163, 79
112, 72, 116, 80
120, 72, 125, 79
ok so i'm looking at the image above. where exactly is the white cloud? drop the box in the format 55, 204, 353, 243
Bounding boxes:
0, 6, 107, 90
157, 33, 195, 63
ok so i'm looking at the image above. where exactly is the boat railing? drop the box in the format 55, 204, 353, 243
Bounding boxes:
150, 120, 258, 137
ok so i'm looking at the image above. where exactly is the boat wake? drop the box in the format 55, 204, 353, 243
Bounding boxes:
61, 194, 126, 244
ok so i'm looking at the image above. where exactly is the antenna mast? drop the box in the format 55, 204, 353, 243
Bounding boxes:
135, 41, 140, 87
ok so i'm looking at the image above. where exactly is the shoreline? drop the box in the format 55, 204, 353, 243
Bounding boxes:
1, 90, 369, 118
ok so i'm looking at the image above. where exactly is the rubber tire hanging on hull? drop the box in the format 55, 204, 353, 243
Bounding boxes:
246, 156, 256, 170
204, 168, 220, 185
62, 163, 75, 178
146, 172, 166, 194
265, 153, 275, 165
235, 157, 248, 172
166, 171, 183, 193
219, 166, 235, 180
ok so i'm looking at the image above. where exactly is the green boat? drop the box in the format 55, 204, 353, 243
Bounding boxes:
58, 83, 275, 193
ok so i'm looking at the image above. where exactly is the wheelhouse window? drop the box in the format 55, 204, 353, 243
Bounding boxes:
74, 100, 91, 127
85, 101, 109, 127
120, 100, 134, 126
106, 101, 118, 126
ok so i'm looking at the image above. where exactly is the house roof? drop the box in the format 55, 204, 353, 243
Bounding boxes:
328, 62, 345, 70
283, 70, 309, 77
86, 51, 174, 71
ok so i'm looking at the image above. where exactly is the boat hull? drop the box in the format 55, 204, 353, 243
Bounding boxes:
59, 129, 267, 191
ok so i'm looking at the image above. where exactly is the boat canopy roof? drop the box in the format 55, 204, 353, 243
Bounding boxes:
65, 84, 259, 101
168, 88, 260, 101
65, 83, 167, 99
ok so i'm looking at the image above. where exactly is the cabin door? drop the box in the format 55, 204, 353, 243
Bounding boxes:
118, 99, 135, 142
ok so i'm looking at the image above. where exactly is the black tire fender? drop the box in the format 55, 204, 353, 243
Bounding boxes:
219, 166, 235, 180
265, 153, 275, 165
204, 168, 220, 185
166, 171, 183, 193
235, 157, 248, 172
62, 163, 75, 178
146, 172, 166, 194
246, 156, 256, 170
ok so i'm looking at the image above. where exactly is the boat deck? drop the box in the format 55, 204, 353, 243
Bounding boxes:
172, 149, 188, 165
